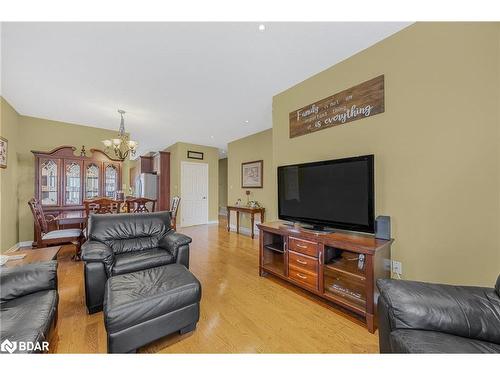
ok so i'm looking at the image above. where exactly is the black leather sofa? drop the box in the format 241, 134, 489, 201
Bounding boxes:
0, 261, 58, 354
377, 275, 500, 353
81, 211, 192, 313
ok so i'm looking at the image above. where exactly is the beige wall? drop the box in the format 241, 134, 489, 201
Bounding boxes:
128, 158, 139, 193
0, 97, 20, 252
218, 158, 228, 211
165, 142, 219, 225
227, 129, 274, 232
272, 22, 500, 286
0, 99, 131, 245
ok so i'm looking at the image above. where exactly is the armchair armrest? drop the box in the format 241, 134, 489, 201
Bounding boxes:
377, 278, 500, 344
1, 260, 58, 303
45, 214, 58, 230
159, 231, 192, 268
81, 241, 114, 274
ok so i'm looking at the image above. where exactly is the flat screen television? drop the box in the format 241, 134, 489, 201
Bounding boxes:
277, 154, 374, 233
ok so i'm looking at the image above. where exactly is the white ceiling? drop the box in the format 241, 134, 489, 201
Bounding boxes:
1, 22, 411, 157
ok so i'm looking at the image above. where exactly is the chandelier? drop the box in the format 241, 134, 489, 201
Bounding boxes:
102, 109, 138, 160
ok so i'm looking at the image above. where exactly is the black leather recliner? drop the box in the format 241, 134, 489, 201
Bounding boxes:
81, 211, 192, 313
0, 261, 58, 354
377, 275, 500, 353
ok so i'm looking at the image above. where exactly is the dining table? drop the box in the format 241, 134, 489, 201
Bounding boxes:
53, 205, 166, 231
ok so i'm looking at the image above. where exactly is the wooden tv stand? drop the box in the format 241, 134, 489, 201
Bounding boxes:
257, 221, 393, 333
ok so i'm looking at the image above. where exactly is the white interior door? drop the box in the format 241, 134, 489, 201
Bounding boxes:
181, 161, 209, 227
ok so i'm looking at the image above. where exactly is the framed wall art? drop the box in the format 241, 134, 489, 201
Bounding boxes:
241, 160, 263, 188
0, 137, 8, 169
187, 150, 204, 160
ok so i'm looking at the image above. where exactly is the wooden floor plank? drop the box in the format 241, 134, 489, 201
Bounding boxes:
48, 217, 378, 353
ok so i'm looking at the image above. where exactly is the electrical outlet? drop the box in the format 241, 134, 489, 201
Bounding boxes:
391, 260, 403, 275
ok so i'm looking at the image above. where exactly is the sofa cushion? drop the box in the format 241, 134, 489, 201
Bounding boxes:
1, 261, 58, 304
0, 290, 58, 353
112, 248, 174, 276
377, 278, 500, 344
104, 264, 201, 333
390, 329, 500, 353
42, 228, 81, 240
88, 212, 172, 254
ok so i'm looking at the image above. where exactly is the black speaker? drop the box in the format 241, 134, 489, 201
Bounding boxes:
375, 216, 391, 240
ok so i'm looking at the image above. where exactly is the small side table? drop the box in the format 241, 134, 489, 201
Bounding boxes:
226, 205, 265, 239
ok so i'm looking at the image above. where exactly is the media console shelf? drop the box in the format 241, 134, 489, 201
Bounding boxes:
258, 221, 393, 333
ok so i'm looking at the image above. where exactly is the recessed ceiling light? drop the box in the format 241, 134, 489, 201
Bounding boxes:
210, 135, 214, 139
258, 24, 265, 32
244, 120, 249, 124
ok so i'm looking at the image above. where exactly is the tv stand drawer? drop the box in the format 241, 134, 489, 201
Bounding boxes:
289, 251, 318, 274
289, 267, 318, 289
289, 237, 318, 257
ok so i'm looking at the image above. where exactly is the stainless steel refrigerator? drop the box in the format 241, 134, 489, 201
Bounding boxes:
135, 173, 158, 199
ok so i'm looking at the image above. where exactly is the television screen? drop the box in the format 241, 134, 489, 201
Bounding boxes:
277, 155, 374, 233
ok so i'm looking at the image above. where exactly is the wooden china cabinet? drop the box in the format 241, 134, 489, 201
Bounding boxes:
32, 146, 123, 244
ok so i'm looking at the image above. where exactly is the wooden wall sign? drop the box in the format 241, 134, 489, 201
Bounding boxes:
289, 75, 384, 138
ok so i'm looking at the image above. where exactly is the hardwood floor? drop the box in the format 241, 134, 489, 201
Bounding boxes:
48, 217, 379, 353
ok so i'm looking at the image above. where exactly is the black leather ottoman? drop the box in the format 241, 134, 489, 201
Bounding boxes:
103, 264, 201, 353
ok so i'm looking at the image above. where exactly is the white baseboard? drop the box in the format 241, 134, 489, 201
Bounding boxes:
6, 241, 32, 253
180, 220, 219, 228
228, 224, 260, 237
6, 245, 18, 253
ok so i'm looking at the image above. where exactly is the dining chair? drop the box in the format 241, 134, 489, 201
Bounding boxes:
170, 196, 181, 230
125, 197, 157, 213
28, 198, 84, 259
83, 197, 122, 237
83, 197, 122, 215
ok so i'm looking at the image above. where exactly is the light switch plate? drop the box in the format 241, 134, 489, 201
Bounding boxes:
391, 260, 403, 275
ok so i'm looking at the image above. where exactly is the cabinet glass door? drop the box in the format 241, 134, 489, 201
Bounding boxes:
65, 161, 82, 205
85, 163, 100, 199
104, 164, 118, 198
40, 159, 59, 205
262, 232, 286, 276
